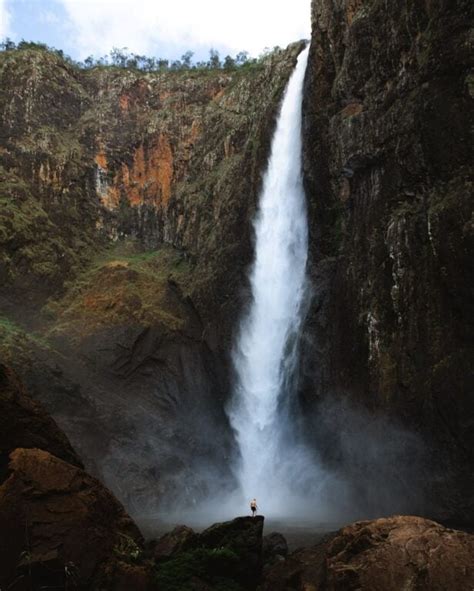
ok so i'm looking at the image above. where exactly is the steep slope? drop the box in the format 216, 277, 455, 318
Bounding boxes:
302, 0, 473, 521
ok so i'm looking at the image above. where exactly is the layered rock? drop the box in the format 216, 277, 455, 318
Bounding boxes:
302, 0, 473, 520
262, 516, 474, 590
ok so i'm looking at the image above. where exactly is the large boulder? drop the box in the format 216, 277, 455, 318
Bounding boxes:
153, 515, 265, 590
262, 515, 474, 590
0, 447, 146, 590
197, 515, 264, 586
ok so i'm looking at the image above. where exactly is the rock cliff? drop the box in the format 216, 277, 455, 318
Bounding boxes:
0, 42, 304, 513
302, 0, 473, 521
0, 0, 472, 527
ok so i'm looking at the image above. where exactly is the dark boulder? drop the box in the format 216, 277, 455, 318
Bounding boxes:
153, 515, 265, 590
0, 447, 147, 590
197, 516, 264, 588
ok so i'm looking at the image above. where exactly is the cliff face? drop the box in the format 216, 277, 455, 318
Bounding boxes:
0, 44, 302, 341
0, 44, 304, 513
302, 0, 473, 520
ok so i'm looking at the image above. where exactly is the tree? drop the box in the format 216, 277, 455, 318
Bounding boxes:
181, 51, 194, 68
235, 51, 249, 66
0, 38, 16, 51
208, 48, 221, 69
223, 55, 236, 70
110, 47, 128, 67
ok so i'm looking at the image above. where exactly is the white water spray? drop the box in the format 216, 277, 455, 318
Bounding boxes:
228, 46, 316, 516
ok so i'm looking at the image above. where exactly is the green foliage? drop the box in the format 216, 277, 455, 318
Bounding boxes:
154, 547, 243, 591
0, 168, 83, 284
0, 38, 269, 73
113, 533, 143, 564
0, 314, 52, 364
46, 240, 193, 340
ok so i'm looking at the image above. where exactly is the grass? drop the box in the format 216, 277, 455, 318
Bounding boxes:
0, 315, 53, 364
45, 240, 193, 341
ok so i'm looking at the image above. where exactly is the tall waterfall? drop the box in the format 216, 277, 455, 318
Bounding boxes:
228, 46, 313, 515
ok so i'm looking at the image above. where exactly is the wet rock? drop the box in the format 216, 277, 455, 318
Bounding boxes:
262, 516, 474, 590
0, 448, 146, 590
302, 0, 474, 521
262, 531, 289, 565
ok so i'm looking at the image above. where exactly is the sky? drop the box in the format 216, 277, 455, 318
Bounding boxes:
0, 0, 311, 62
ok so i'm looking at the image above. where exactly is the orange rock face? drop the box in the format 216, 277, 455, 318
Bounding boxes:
96, 133, 174, 211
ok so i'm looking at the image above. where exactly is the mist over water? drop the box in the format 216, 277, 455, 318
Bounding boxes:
141, 46, 428, 529
227, 46, 320, 518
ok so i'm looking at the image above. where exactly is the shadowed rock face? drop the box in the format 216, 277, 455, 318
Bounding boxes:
0, 367, 150, 591
262, 516, 474, 591
301, 0, 473, 521
0, 448, 145, 589
0, 363, 83, 475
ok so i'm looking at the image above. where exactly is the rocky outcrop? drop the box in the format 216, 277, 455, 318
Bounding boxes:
0, 448, 147, 590
198, 515, 264, 585
152, 515, 265, 590
0, 366, 151, 590
262, 516, 474, 590
302, 0, 473, 521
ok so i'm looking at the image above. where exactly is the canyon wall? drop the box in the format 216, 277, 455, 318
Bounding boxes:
0, 43, 304, 512
302, 0, 473, 521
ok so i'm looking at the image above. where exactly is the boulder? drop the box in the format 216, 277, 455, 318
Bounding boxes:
197, 515, 264, 588
0, 448, 146, 590
262, 516, 474, 590
151, 524, 197, 560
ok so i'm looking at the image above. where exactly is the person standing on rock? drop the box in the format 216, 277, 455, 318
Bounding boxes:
250, 498, 257, 517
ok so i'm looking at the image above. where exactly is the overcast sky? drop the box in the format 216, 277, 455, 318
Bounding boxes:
0, 0, 311, 62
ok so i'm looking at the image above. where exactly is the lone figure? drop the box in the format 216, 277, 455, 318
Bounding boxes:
250, 498, 257, 517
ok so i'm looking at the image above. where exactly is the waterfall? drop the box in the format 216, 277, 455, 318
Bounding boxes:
228, 46, 313, 516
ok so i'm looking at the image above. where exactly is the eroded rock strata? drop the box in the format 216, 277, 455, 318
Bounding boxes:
302, 0, 473, 520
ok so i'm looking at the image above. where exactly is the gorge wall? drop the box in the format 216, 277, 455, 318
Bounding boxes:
0, 0, 472, 525
302, 0, 473, 522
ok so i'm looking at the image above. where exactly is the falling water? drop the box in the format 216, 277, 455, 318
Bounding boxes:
228, 46, 314, 516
